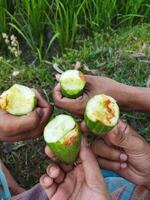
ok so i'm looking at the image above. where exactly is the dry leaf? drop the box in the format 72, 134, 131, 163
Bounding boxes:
55, 73, 61, 81
130, 53, 145, 59
83, 64, 98, 74
75, 61, 82, 70
52, 63, 64, 74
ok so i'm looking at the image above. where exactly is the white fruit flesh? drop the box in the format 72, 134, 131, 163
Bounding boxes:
86, 94, 119, 126
0, 84, 36, 115
44, 114, 76, 143
60, 70, 86, 95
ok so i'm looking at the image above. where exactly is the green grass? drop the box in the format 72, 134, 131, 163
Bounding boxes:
0, 24, 150, 189
0, 0, 150, 59
9, 0, 52, 60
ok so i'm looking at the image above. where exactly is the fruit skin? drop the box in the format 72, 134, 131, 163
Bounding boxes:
45, 124, 81, 164
84, 95, 119, 136
0, 84, 37, 116
84, 112, 114, 136
60, 70, 86, 99
61, 87, 83, 98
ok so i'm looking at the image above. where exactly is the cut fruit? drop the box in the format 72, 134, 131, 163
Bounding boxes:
44, 114, 81, 164
0, 84, 37, 115
60, 70, 86, 98
84, 94, 119, 135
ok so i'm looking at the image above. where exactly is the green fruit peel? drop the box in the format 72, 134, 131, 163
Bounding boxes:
60, 70, 86, 98
0, 84, 37, 115
44, 114, 81, 164
84, 94, 119, 135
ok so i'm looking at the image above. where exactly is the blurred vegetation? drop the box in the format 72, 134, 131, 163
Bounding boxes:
0, 0, 150, 60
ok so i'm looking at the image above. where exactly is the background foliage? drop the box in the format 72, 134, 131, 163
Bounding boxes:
0, 0, 150, 60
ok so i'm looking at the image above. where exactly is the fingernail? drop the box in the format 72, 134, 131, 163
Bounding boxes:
36, 108, 43, 118
44, 176, 50, 184
120, 153, 128, 161
120, 163, 127, 169
49, 166, 59, 177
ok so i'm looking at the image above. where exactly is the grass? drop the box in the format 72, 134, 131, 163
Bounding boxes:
84, 0, 117, 31
0, 0, 150, 59
0, 24, 150, 189
9, 0, 52, 60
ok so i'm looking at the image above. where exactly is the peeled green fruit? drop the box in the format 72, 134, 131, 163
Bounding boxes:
84, 94, 119, 136
44, 114, 81, 164
60, 70, 86, 98
0, 84, 37, 115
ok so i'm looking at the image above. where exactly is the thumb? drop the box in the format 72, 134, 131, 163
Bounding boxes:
80, 121, 90, 133
80, 137, 106, 187
106, 120, 146, 153
4, 108, 42, 136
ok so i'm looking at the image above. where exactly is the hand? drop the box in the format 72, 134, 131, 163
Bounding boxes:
53, 75, 130, 117
40, 137, 110, 200
86, 120, 150, 189
0, 90, 53, 141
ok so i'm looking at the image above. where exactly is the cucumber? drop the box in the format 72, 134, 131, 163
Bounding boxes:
84, 94, 119, 136
0, 84, 37, 115
44, 114, 81, 164
60, 70, 86, 98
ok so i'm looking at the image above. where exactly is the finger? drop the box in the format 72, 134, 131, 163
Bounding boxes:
106, 120, 147, 153
34, 89, 50, 108
34, 89, 53, 125
0, 108, 42, 135
52, 84, 63, 103
45, 146, 73, 172
80, 121, 90, 133
40, 174, 54, 188
40, 174, 57, 199
53, 84, 86, 116
46, 163, 65, 183
38, 106, 53, 129
97, 157, 127, 171
51, 171, 75, 200
45, 146, 57, 161
80, 137, 106, 187
59, 163, 73, 173
92, 140, 128, 162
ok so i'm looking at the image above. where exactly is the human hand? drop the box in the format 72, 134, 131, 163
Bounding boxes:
40, 137, 110, 200
53, 75, 130, 117
85, 120, 150, 189
0, 90, 53, 141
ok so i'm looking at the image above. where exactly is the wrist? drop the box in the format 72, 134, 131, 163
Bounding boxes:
116, 83, 150, 112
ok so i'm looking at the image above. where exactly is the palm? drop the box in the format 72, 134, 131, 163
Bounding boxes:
61, 164, 104, 200
116, 137, 150, 186
41, 137, 110, 200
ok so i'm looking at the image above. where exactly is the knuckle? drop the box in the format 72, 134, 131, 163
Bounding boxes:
31, 113, 40, 128
91, 140, 103, 155
53, 97, 60, 106
115, 122, 128, 145
44, 105, 52, 116
91, 141, 99, 154
1, 124, 11, 134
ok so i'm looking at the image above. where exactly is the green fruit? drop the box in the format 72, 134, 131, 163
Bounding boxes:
0, 84, 37, 115
44, 114, 81, 164
84, 94, 119, 136
60, 70, 86, 98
